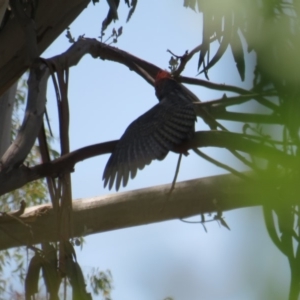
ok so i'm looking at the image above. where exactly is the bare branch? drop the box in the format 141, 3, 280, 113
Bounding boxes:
172, 36, 218, 77
0, 131, 295, 196
0, 63, 49, 171
194, 93, 277, 110
0, 173, 282, 250
181, 76, 279, 112
47, 37, 160, 86
211, 111, 282, 124
193, 148, 252, 181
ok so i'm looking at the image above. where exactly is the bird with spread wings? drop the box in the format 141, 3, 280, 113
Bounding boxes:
103, 71, 196, 191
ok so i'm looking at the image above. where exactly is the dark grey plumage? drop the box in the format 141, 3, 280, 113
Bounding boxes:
103, 71, 196, 190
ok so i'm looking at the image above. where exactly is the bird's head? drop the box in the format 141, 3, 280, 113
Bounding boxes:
154, 70, 175, 101
155, 70, 172, 83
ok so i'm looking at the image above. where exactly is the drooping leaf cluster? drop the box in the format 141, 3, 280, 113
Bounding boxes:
100, 0, 138, 37
184, 1, 299, 83
181, 2, 300, 298
0, 76, 53, 296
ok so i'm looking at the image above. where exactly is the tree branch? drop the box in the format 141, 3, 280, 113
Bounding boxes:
10, 0, 39, 63
0, 82, 17, 157
181, 76, 279, 112
0, 131, 295, 196
0, 173, 284, 250
212, 111, 282, 124
194, 93, 277, 109
0, 63, 49, 172
47, 37, 160, 86
0, 0, 90, 96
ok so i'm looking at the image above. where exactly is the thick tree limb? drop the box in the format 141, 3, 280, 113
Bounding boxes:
0, 173, 282, 250
48, 37, 160, 86
10, 0, 39, 62
0, 0, 90, 97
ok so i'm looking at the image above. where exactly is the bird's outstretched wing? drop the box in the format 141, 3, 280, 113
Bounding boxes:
103, 95, 196, 191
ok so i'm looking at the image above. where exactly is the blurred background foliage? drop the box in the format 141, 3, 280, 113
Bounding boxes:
182, 1, 300, 299
0, 77, 112, 299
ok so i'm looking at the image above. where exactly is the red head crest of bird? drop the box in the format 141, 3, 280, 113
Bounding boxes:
155, 70, 172, 82
155, 70, 175, 101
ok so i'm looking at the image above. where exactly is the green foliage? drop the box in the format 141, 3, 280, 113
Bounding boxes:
0, 75, 52, 295
0, 74, 114, 299
182, 1, 300, 298
126, 0, 138, 22
99, 0, 136, 40
87, 268, 113, 300
184, 0, 300, 92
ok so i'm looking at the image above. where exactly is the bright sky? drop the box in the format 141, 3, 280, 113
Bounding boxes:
40, 1, 289, 299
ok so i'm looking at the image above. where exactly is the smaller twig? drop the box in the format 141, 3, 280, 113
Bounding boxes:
194, 95, 273, 171
0, 211, 31, 227
27, 244, 43, 254
161, 154, 183, 212
194, 93, 277, 110
38, 124, 59, 211
0, 199, 26, 222
41, 58, 62, 102
193, 148, 252, 181
167, 49, 183, 59
214, 203, 230, 230
180, 76, 279, 112
44, 108, 54, 137
212, 111, 282, 124
168, 153, 182, 195
230, 148, 261, 172
0, 200, 34, 240
180, 213, 230, 230
234, 133, 292, 146
0, 222, 38, 253
170, 36, 218, 77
